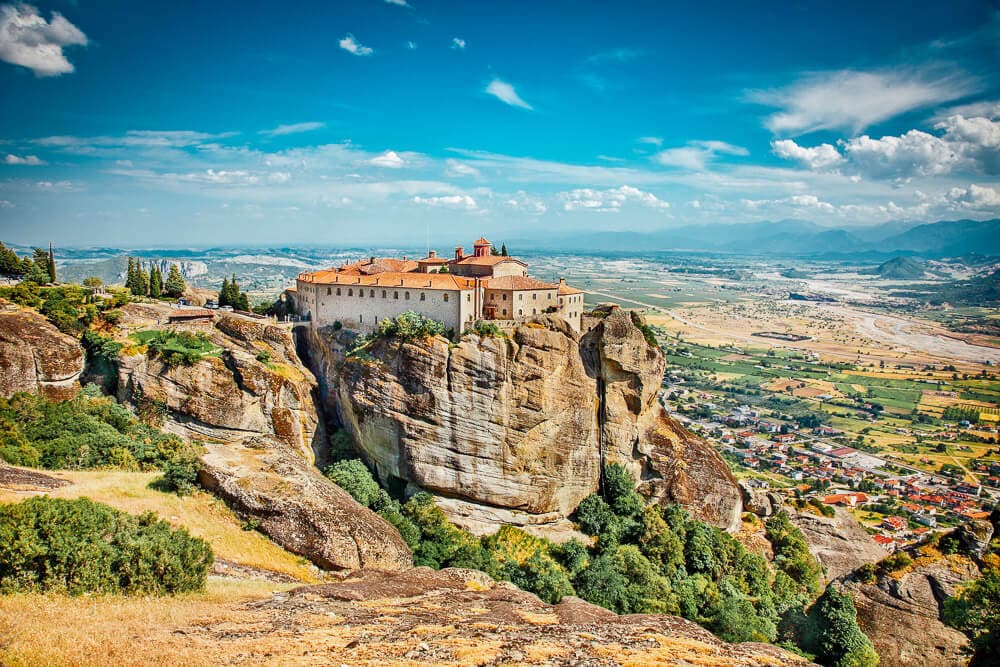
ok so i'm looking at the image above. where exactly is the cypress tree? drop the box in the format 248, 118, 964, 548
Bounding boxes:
164, 264, 186, 298
218, 277, 231, 307
501, 243, 508, 256
137, 261, 150, 296
149, 265, 162, 298
46, 242, 56, 283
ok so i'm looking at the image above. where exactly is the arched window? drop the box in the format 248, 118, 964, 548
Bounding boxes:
533, 294, 537, 300
444, 293, 449, 302
394, 291, 399, 299
518, 309, 523, 315
382, 290, 387, 298
405, 291, 410, 300
370, 290, 375, 297
336, 288, 341, 296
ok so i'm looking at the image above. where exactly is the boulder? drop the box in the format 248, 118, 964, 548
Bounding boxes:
0, 310, 84, 400
790, 507, 885, 582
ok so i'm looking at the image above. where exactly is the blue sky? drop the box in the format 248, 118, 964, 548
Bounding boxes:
0, 0, 998, 247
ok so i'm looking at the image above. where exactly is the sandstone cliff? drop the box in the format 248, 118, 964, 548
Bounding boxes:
0, 310, 84, 400
113, 304, 411, 571
790, 507, 886, 582
302, 307, 741, 536
843, 555, 977, 667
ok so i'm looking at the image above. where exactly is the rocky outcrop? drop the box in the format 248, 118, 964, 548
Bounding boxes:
189, 567, 815, 666
199, 437, 411, 572
739, 480, 783, 517
0, 310, 84, 400
790, 507, 885, 582
114, 304, 410, 572
304, 307, 741, 536
843, 556, 977, 667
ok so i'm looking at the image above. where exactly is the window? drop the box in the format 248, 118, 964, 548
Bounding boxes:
360, 314, 363, 323
336, 288, 341, 296
394, 291, 399, 299
518, 294, 523, 300
348, 289, 353, 296
444, 293, 449, 302
359, 290, 364, 298
502, 308, 506, 315
420, 293, 425, 301
466, 294, 471, 302
533, 294, 537, 300
405, 291, 410, 300
370, 290, 375, 297
503, 294, 507, 300
327, 287, 331, 295
382, 290, 387, 298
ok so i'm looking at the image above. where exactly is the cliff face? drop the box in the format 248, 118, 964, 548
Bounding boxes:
843, 556, 977, 667
0, 310, 84, 400
113, 305, 411, 572
303, 308, 741, 535
790, 507, 886, 582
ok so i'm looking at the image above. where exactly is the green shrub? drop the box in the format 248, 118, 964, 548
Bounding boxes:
374, 311, 446, 341
943, 565, 1000, 665
324, 459, 383, 508
255, 349, 272, 364
765, 512, 825, 596
802, 586, 879, 667
0, 497, 213, 595
465, 321, 507, 338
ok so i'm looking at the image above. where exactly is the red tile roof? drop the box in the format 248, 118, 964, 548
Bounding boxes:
449, 254, 527, 267
299, 270, 476, 291
473, 237, 491, 245
558, 282, 583, 295
484, 275, 557, 291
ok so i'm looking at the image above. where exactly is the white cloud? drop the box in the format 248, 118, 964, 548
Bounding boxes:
413, 194, 477, 210
260, 121, 325, 136
842, 130, 960, 178
504, 191, 547, 214
654, 140, 747, 170
0, 199, 12, 208
947, 184, 1000, 210
752, 68, 976, 135
741, 193, 835, 212
485, 79, 533, 110
0, 3, 87, 77
444, 158, 479, 177
560, 185, 669, 212
3, 153, 46, 165
637, 136, 662, 146
339, 33, 373, 56
385, 0, 410, 6
771, 139, 843, 170
451, 37, 466, 50
267, 171, 291, 183
368, 150, 405, 168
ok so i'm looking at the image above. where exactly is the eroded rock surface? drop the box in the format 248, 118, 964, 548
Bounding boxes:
175, 567, 814, 666
790, 507, 885, 582
843, 556, 977, 667
0, 310, 84, 400
303, 308, 741, 535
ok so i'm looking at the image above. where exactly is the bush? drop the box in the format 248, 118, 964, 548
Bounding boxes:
765, 512, 825, 596
0, 497, 213, 595
465, 321, 506, 338
374, 311, 446, 341
325, 459, 382, 508
802, 586, 879, 667
943, 565, 1000, 665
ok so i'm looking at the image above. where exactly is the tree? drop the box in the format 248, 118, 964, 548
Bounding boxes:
47, 242, 56, 283
804, 586, 879, 667
149, 265, 162, 298
82, 277, 103, 289
944, 566, 1000, 665
325, 459, 382, 508
218, 277, 231, 307
164, 264, 186, 297
23, 258, 50, 284
0, 242, 27, 275
500, 242, 508, 256
125, 257, 137, 292
137, 261, 150, 296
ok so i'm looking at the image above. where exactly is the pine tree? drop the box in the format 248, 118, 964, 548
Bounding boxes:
47, 242, 56, 284
218, 277, 231, 307
137, 261, 150, 296
149, 265, 162, 298
500, 243, 508, 256
164, 264, 186, 298
126, 257, 139, 294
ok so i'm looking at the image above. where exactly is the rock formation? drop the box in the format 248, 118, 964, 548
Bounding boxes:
302, 307, 742, 536
113, 304, 411, 571
790, 507, 886, 581
0, 310, 84, 400
843, 555, 977, 667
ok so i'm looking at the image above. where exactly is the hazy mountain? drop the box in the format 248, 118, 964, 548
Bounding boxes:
874, 256, 926, 280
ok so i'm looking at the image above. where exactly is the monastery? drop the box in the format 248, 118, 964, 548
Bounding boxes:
293, 237, 585, 333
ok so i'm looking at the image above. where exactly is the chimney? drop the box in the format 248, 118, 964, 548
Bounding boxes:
455, 246, 464, 260
402, 255, 407, 261
369, 256, 375, 264
428, 250, 437, 259
559, 277, 566, 286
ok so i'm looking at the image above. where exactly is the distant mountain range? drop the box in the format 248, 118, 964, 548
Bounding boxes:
529, 219, 1000, 259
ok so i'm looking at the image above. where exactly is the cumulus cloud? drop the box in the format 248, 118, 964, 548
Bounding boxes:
741, 194, 835, 212
339, 33, 373, 56
368, 150, 405, 168
451, 37, 466, 50
752, 68, 975, 135
654, 140, 747, 170
444, 158, 479, 177
504, 191, 547, 215
0, 3, 87, 77
947, 184, 1000, 210
560, 185, 669, 212
771, 139, 843, 170
4, 153, 46, 165
485, 79, 533, 110
260, 121, 325, 136
413, 194, 477, 210
842, 130, 961, 178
